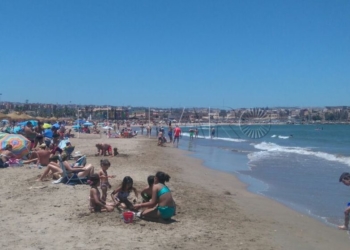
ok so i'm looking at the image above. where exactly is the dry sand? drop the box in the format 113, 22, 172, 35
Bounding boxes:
0, 133, 349, 250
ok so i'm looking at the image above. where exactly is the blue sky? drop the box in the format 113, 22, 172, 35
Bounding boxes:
0, 0, 349, 109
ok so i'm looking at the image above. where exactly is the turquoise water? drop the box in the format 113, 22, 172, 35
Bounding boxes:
167, 124, 350, 227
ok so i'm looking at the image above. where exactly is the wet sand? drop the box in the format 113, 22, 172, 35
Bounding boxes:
0, 133, 349, 250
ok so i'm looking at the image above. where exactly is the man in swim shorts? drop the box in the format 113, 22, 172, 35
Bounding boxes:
173, 125, 181, 146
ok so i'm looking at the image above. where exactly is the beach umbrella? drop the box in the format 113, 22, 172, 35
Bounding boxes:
42, 123, 52, 129
35, 116, 47, 121
18, 120, 38, 127
0, 133, 31, 158
52, 123, 60, 129
83, 122, 93, 126
7, 112, 33, 120
72, 125, 81, 129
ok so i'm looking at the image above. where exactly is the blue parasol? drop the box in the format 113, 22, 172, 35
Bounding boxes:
52, 123, 60, 129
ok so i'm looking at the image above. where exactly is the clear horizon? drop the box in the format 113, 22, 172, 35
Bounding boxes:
1, 1, 349, 108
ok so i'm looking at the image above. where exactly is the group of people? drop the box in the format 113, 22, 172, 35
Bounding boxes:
157, 125, 182, 146
90, 160, 176, 221
0, 121, 73, 168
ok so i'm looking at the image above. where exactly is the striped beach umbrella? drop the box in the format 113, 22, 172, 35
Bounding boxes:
0, 133, 31, 158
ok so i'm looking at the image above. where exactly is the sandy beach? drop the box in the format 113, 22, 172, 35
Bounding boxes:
0, 133, 349, 250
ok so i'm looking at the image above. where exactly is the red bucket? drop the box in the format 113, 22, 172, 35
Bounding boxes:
123, 211, 134, 223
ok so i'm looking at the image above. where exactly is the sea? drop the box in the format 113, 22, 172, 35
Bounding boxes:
147, 124, 350, 228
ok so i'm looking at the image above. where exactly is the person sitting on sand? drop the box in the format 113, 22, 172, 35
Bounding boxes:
23, 143, 51, 167
111, 176, 139, 210
158, 131, 165, 146
95, 143, 113, 156
36, 156, 94, 181
141, 175, 155, 203
134, 171, 176, 221
338, 172, 350, 230
88, 174, 114, 212
0, 144, 15, 168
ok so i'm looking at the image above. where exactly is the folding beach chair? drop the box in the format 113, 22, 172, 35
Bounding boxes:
64, 146, 75, 160
72, 155, 86, 167
57, 155, 87, 185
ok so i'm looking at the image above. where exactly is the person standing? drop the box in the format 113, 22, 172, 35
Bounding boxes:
140, 123, 144, 135
24, 121, 39, 149
173, 125, 181, 146
211, 127, 215, 139
338, 173, 350, 230
189, 129, 194, 140
167, 127, 173, 143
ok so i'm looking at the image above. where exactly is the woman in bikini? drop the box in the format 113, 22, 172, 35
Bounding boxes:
88, 174, 114, 212
36, 157, 94, 181
134, 171, 176, 220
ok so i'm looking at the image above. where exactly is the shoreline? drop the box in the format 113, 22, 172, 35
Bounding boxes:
172, 145, 350, 249
0, 135, 349, 249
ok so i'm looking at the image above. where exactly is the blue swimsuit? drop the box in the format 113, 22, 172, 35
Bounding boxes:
157, 185, 175, 219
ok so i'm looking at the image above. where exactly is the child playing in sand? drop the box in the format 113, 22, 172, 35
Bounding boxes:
141, 175, 154, 202
338, 172, 350, 230
88, 174, 114, 213
98, 159, 115, 202
111, 176, 139, 210
95, 143, 113, 156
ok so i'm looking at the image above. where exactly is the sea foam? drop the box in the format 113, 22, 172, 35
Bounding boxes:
250, 142, 350, 167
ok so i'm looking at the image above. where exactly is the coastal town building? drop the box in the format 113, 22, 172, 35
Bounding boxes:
0, 101, 349, 123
